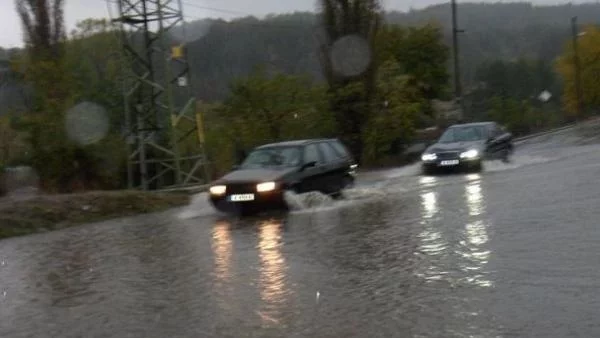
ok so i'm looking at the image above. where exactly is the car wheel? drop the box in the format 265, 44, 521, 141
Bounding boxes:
332, 176, 353, 200
501, 149, 511, 163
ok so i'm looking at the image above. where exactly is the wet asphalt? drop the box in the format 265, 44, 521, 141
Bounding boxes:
2, 126, 600, 337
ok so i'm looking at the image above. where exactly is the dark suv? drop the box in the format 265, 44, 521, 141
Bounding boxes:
208, 139, 357, 214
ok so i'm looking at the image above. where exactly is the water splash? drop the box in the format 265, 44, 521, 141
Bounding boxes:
284, 191, 334, 211
380, 163, 422, 179
483, 155, 554, 172
342, 186, 388, 200
176, 192, 215, 220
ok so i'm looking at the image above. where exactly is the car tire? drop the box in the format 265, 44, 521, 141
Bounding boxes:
332, 176, 353, 200
501, 149, 512, 163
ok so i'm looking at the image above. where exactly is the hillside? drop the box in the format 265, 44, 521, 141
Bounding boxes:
175, 2, 600, 102
2, 2, 600, 105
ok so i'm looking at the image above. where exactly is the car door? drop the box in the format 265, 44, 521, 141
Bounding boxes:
485, 123, 505, 158
317, 141, 344, 194
296, 143, 325, 193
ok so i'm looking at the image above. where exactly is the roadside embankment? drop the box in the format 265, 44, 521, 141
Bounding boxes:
0, 190, 190, 240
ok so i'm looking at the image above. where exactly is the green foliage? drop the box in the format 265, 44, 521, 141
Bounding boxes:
475, 59, 558, 101
487, 96, 564, 136
224, 68, 333, 144
204, 69, 335, 176
65, 19, 123, 127
363, 61, 424, 163
12, 13, 127, 192
377, 24, 450, 101
0, 115, 28, 167
467, 58, 563, 132
555, 25, 600, 118
319, 0, 383, 161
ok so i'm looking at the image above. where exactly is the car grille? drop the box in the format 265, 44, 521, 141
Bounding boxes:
226, 183, 256, 194
437, 152, 460, 160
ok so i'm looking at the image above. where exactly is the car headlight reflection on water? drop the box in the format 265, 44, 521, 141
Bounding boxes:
256, 181, 277, 192
209, 185, 227, 195
460, 149, 479, 159
421, 153, 438, 161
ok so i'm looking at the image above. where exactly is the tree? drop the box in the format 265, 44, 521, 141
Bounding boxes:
206, 69, 334, 175
376, 24, 449, 101
222, 69, 333, 146
65, 19, 123, 128
362, 60, 424, 163
14, 6, 127, 192
0, 116, 27, 167
15, 0, 65, 61
466, 57, 562, 129
319, 0, 383, 162
375, 23, 450, 125
555, 24, 600, 118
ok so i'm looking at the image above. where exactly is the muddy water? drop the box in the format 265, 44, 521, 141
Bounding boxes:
2, 127, 600, 337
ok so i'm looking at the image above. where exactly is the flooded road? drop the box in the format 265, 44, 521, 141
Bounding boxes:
2, 126, 600, 337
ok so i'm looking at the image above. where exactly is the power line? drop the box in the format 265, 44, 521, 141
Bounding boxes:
102, 0, 315, 30
180, 1, 250, 16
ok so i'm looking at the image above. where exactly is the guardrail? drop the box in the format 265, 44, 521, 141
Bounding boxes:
513, 123, 577, 143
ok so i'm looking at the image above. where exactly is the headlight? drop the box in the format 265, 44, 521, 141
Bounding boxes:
421, 153, 437, 161
209, 185, 226, 195
256, 181, 276, 192
460, 149, 479, 159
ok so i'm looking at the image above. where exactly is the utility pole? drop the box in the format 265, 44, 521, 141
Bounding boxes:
110, 0, 210, 190
451, 0, 463, 105
571, 16, 584, 119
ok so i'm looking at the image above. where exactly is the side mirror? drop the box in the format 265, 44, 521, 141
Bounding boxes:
300, 161, 317, 172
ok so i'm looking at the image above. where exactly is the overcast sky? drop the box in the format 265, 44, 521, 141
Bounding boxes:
0, 0, 593, 47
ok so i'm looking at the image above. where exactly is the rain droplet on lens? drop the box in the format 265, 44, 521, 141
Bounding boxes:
65, 102, 110, 146
330, 35, 372, 77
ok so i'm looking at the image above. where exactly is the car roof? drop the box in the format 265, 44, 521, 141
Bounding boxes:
256, 138, 339, 149
448, 122, 495, 128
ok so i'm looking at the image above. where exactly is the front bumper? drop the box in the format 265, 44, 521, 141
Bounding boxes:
422, 157, 482, 173
209, 190, 288, 214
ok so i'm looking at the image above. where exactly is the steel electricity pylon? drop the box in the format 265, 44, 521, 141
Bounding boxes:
109, 0, 210, 190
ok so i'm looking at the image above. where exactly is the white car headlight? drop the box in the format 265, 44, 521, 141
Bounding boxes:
460, 149, 479, 159
421, 153, 437, 161
256, 181, 276, 192
209, 185, 226, 195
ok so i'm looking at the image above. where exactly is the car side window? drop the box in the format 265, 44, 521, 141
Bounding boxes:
318, 142, 339, 163
329, 140, 350, 159
487, 124, 501, 138
494, 124, 504, 137
303, 144, 321, 164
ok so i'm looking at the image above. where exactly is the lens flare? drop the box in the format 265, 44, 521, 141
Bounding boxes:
65, 102, 109, 146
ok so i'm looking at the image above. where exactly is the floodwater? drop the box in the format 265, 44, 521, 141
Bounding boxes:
2, 125, 600, 337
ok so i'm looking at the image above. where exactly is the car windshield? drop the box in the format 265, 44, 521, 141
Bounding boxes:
438, 126, 488, 143
240, 146, 302, 169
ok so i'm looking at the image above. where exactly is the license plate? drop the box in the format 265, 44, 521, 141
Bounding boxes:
228, 194, 255, 202
440, 160, 459, 166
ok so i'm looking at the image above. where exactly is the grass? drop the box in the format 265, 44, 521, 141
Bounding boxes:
0, 190, 190, 240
